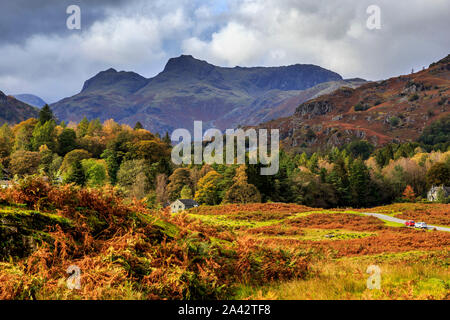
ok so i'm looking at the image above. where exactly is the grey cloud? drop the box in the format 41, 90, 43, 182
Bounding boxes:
0, 0, 130, 44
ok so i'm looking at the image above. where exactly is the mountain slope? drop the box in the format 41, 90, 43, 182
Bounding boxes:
256, 54, 450, 151
243, 78, 366, 125
51, 55, 344, 133
0, 91, 40, 124
12, 94, 47, 108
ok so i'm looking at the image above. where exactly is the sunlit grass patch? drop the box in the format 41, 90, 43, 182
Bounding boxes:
187, 213, 282, 230
379, 219, 405, 228
251, 228, 376, 242
300, 229, 376, 241
236, 250, 450, 300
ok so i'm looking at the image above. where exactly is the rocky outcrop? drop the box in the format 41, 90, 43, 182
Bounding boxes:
295, 100, 335, 118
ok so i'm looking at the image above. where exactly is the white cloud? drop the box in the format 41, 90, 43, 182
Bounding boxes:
184, 22, 263, 66
184, 0, 450, 79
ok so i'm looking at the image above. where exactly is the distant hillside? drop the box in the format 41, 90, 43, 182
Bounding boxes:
256, 54, 450, 151
12, 94, 47, 108
51, 55, 344, 134
245, 78, 366, 125
0, 91, 39, 124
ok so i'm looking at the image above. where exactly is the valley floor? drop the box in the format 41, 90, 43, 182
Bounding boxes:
0, 189, 449, 300
184, 202, 450, 300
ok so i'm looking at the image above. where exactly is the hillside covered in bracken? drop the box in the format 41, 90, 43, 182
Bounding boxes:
0, 183, 448, 300
258, 54, 450, 152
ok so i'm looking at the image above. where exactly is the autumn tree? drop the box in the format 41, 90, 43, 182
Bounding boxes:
78, 135, 106, 158
426, 162, 450, 187
155, 173, 168, 205
117, 159, 150, 195
9, 150, 41, 176
223, 165, 261, 204
38, 144, 54, 176
166, 168, 192, 201
0, 123, 14, 161
60, 149, 92, 175
195, 170, 223, 205
86, 119, 102, 136
129, 172, 147, 199
402, 185, 416, 202
180, 185, 193, 199
131, 139, 170, 163
13, 118, 38, 151
290, 170, 338, 208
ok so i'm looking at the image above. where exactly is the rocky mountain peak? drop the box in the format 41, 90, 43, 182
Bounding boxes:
81, 68, 148, 94
162, 54, 215, 76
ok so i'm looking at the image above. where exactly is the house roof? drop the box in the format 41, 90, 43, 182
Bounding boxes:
176, 199, 199, 207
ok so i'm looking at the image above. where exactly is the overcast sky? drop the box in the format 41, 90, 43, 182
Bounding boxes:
0, 0, 449, 103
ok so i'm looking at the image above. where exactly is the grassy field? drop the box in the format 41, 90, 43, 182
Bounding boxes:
183, 203, 450, 300
237, 251, 449, 300
0, 181, 449, 300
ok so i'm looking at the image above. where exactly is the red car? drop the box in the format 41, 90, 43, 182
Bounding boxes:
405, 220, 415, 227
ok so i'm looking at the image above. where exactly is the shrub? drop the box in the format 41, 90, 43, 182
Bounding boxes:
389, 116, 400, 127
354, 103, 369, 112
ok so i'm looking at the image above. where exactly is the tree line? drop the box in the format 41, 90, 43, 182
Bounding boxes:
0, 106, 448, 208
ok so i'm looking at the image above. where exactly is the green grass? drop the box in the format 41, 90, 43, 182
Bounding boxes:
0, 207, 73, 229
256, 228, 376, 241
379, 219, 405, 228
187, 213, 282, 230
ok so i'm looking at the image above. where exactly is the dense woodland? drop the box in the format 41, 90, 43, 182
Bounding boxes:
0, 105, 449, 209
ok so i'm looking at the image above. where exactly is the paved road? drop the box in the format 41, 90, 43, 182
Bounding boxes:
361, 212, 450, 232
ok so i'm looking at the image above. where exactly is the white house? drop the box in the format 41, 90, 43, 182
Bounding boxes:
170, 199, 199, 213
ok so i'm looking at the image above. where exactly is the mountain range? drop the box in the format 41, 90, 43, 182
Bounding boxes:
255, 54, 450, 150
0, 91, 39, 124
50, 55, 363, 134
12, 94, 47, 108
3, 53, 448, 151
